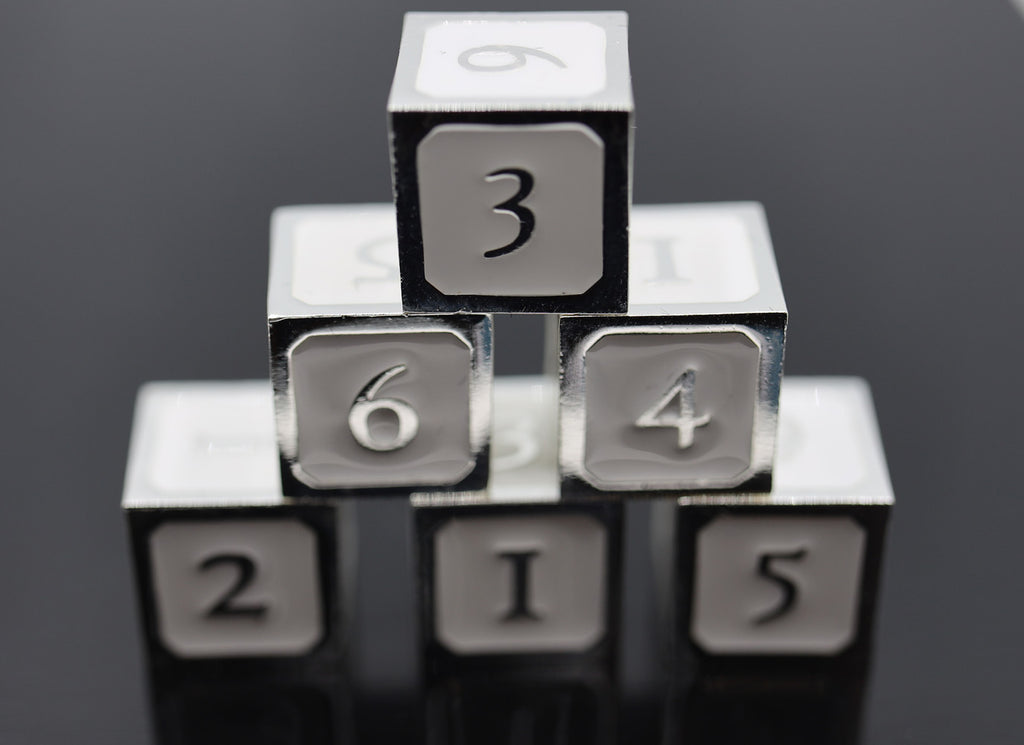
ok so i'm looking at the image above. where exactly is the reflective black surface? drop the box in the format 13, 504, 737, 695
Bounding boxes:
2, 2, 1023, 743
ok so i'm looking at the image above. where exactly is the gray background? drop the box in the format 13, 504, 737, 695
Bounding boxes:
1, 1, 1022, 743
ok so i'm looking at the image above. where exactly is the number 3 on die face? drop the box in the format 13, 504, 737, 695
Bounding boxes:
416, 123, 605, 298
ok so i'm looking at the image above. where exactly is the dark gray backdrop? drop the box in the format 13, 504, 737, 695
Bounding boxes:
2, 1, 1022, 743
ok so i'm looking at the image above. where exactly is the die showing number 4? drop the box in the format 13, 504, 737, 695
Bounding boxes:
635, 369, 711, 450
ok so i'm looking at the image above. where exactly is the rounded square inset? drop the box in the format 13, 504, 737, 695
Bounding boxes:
417, 123, 604, 297
289, 328, 475, 489
581, 328, 761, 490
692, 515, 866, 655
149, 519, 322, 657
434, 514, 607, 654
415, 21, 608, 99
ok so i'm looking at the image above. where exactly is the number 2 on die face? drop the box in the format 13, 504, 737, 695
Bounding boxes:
199, 553, 268, 620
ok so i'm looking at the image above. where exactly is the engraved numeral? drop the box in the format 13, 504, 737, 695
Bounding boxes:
348, 364, 419, 452
484, 168, 536, 258
199, 553, 267, 620
753, 547, 807, 625
635, 369, 710, 449
458, 45, 567, 72
498, 549, 541, 621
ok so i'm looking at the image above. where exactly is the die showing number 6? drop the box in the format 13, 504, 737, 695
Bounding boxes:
457, 45, 567, 72
348, 364, 420, 452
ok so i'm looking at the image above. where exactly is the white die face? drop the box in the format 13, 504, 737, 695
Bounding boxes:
149, 519, 322, 657
290, 211, 400, 307
414, 20, 608, 100
288, 327, 475, 489
434, 514, 606, 654
579, 327, 761, 490
692, 516, 866, 655
629, 209, 760, 306
416, 123, 604, 297
147, 385, 279, 498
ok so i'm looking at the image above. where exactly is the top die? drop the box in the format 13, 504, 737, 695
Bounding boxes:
388, 12, 634, 314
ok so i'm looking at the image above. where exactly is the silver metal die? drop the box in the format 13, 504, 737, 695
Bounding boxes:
559, 202, 788, 498
121, 381, 355, 743
268, 205, 493, 498
388, 12, 634, 314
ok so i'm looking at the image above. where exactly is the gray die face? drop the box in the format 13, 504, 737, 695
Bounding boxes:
416, 123, 605, 297
149, 519, 322, 658
692, 515, 866, 655
434, 513, 607, 654
582, 330, 760, 490
290, 330, 473, 489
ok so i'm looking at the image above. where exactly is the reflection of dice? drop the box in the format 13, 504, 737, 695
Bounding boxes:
388, 12, 633, 313
426, 673, 615, 745
269, 205, 492, 497
416, 375, 621, 743
560, 203, 787, 497
651, 377, 893, 745
122, 381, 354, 745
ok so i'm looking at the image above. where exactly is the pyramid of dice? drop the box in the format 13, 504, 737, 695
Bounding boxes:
122, 12, 894, 745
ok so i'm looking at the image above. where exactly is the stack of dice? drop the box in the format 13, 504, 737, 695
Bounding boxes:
122, 12, 894, 745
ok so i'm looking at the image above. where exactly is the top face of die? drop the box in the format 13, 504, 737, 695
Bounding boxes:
627, 202, 787, 317
123, 381, 283, 509
771, 377, 894, 504
268, 204, 403, 319
388, 12, 633, 113
679, 377, 894, 507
